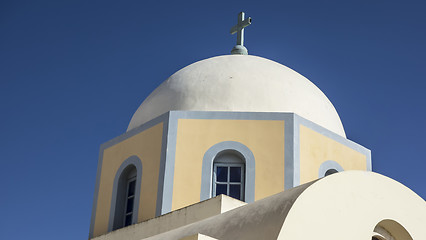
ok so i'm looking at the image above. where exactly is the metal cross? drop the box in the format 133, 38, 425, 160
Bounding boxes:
230, 12, 252, 54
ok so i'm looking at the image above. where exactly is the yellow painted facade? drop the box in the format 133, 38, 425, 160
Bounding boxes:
172, 119, 285, 210
91, 115, 371, 238
93, 123, 164, 237
299, 125, 367, 184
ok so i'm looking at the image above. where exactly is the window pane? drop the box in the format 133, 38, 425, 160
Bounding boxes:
128, 180, 136, 196
126, 197, 134, 214
124, 214, 132, 226
325, 169, 338, 176
216, 166, 228, 182
230, 167, 241, 182
229, 184, 241, 200
215, 184, 227, 196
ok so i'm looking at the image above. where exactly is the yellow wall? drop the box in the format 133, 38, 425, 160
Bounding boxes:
172, 119, 285, 210
93, 123, 163, 237
299, 125, 367, 185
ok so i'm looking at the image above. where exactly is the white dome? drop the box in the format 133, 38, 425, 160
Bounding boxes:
128, 55, 346, 137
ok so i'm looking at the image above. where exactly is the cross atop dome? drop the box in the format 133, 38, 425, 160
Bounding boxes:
230, 12, 252, 55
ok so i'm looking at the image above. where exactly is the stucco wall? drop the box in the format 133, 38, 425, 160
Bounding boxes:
90, 111, 372, 239
92, 195, 245, 240
92, 123, 163, 237
115, 171, 426, 240
278, 171, 426, 240
172, 119, 285, 210
299, 124, 367, 184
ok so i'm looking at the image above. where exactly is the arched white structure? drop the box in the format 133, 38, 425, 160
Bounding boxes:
105, 171, 426, 240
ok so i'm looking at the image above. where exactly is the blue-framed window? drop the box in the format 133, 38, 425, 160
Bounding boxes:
123, 177, 136, 227
112, 165, 137, 230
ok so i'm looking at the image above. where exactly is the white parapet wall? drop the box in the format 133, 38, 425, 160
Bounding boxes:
91, 194, 245, 240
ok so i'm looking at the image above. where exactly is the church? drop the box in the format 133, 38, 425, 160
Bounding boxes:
88, 12, 426, 240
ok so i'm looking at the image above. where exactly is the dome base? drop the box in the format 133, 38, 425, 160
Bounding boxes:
231, 45, 248, 55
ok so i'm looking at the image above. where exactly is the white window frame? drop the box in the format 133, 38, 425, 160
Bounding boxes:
212, 162, 245, 201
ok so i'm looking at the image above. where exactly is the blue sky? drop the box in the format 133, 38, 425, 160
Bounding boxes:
1, 0, 425, 239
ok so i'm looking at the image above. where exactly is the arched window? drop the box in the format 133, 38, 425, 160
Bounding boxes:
318, 160, 344, 178
112, 165, 136, 230
324, 168, 338, 176
372, 219, 413, 240
108, 156, 142, 232
200, 141, 255, 203
212, 151, 245, 201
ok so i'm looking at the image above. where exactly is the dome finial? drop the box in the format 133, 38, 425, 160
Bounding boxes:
230, 12, 252, 55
